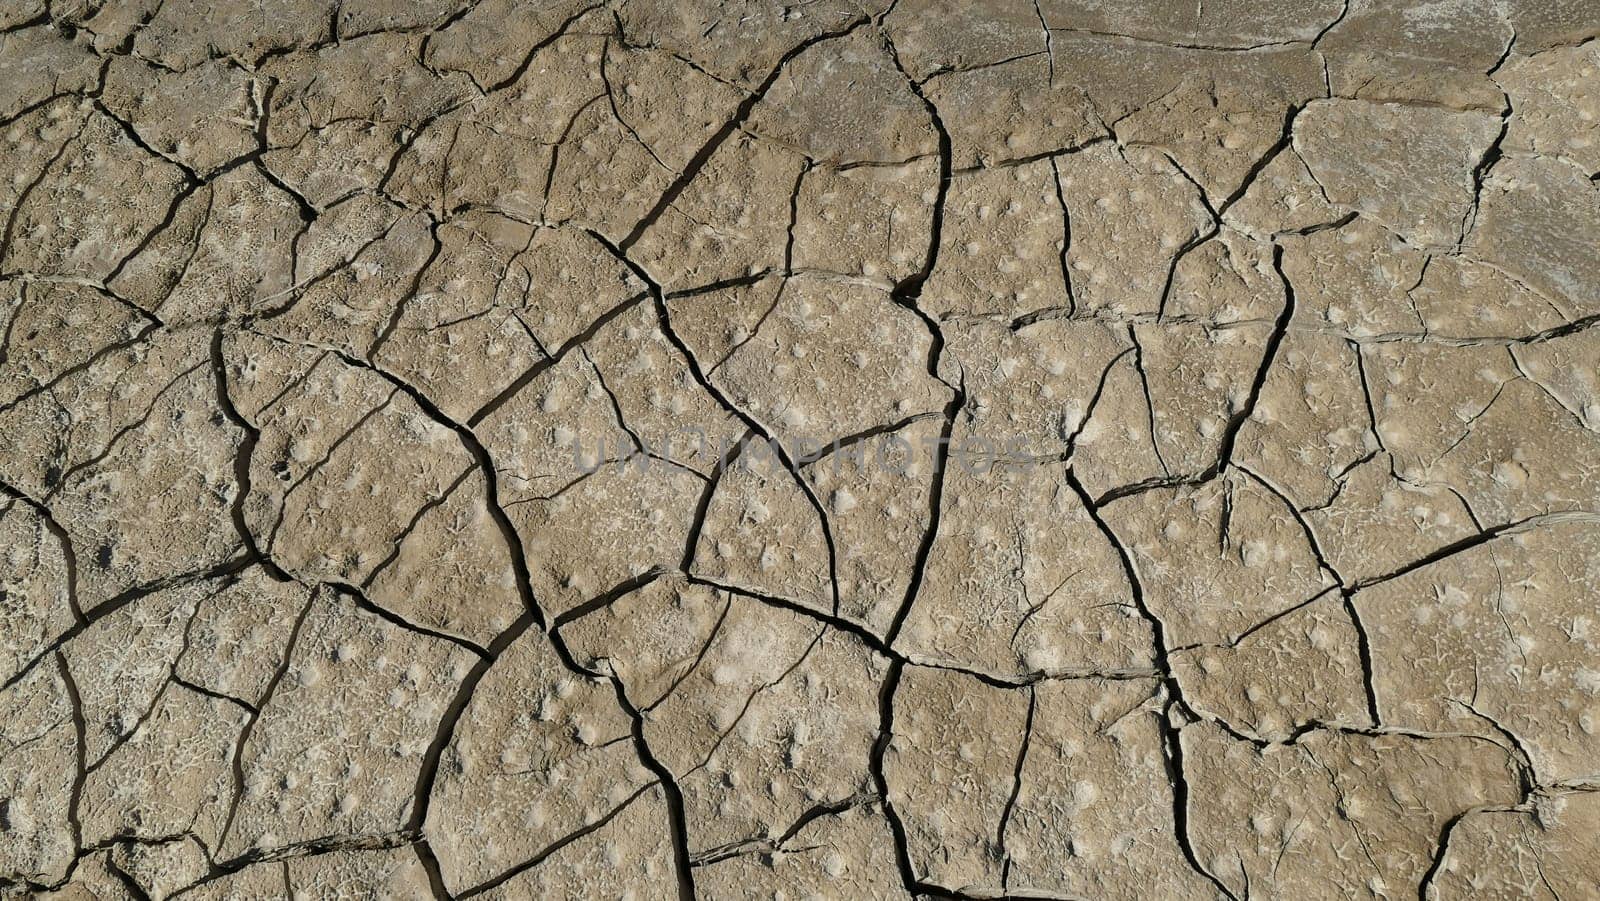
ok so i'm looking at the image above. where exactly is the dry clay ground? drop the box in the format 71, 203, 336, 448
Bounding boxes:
3, 0, 1600, 898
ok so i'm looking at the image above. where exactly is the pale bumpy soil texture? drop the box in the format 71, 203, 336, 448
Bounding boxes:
3, 0, 1600, 898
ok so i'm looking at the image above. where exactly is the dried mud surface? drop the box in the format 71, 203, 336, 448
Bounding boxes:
3, 1, 1600, 898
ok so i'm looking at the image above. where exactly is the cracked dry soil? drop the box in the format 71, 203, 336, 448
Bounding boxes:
2, 0, 1600, 898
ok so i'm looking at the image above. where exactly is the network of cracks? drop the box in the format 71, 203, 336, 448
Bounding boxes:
3, 0, 1600, 897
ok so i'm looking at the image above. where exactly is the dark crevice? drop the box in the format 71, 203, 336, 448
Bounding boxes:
883, 378, 959, 648
261, 342, 553, 639
0, 318, 161, 423
1450, 698, 1539, 801
90, 97, 200, 183
264, 388, 399, 552
1030, 0, 1055, 83
795, 412, 942, 467
680, 430, 749, 572
617, 17, 871, 251
86, 678, 172, 774
880, 24, 951, 323
55, 652, 88, 857
550, 566, 673, 630
691, 791, 878, 866
215, 590, 317, 852
1010, 566, 1083, 651
603, 675, 697, 900
1310, 0, 1353, 48
996, 686, 1035, 889
453, 783, 655, 898
1153, 220, 1220, 322
484, 3, 609, 94
1047, 154, 1076, 315
171, 674, 257, 717
626, 593, 734, 715
662, 270, 775, 299
537, 93, 610, 223
209, 328, 291, 583
252, 197, 405, 320
1063, 347, 1133, 457
696, 573, 1160, 691
325, 581, 489, 659
1416, 810, 1467, 901
689, 575, 891, 658
359, 464, 477, 591
1273, 208, 1358, 239
1339, 601, 1385, 729
782, 162, 810, 274
466, 291, 648, 427
1147, 151, 1222, 320
1231, 461, 1382, 726
44, 359, 209, 504
1210, 584, 1342, 652
253, 158, 320, 224
413, 838, 451, 900
1233, 464, 1344, 584
704, 276, 786, 376
103, 850, 157, 901
1047, 23, 1319, 54
1127, 324, 1170, 476
2, 553, 256, 695
1217, 103, 1305, 218
1157, 698, 1240, 901
871, 35, 964, 654
1203, 241, 1298, 481
0, 478, 86, 626
101, 176, 208, 290
139, 182, 215, 315
584, 229, 844, 620
867, 658, 920, 892
599, 32, 670, 173
404, 609, 539, 849
1062, 467, 1238, 900
1457, 68, 1514, 244
368, 217, 445, 359
0, 101, 85, 272
950, 133, 1114, 176
581, 345, 647, 453
675, 630, 824, 781
1351, 511, 1592, 592
180, 829, 426, 893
